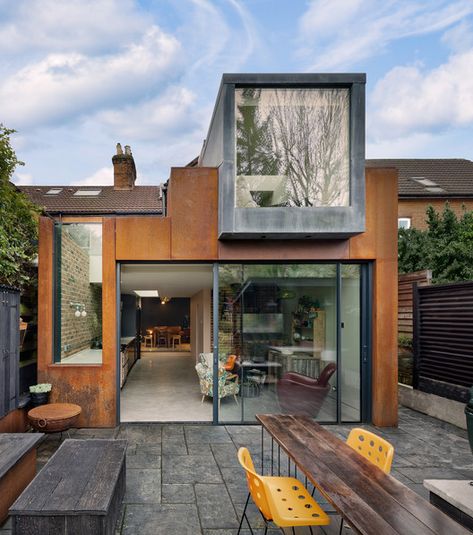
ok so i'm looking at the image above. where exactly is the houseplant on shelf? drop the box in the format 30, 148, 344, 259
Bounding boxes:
29, 383, 52, 407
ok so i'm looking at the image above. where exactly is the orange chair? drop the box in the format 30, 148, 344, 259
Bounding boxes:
224, 354, 237, 371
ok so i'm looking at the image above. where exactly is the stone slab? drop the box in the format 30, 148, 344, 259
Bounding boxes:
424, 479, 473, 518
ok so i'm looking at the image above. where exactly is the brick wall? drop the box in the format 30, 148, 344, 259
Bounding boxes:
398, 199, 473, 229
60, 230, 102, 358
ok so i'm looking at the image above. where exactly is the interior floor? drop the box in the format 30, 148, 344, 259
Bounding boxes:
120, 351, 360, 423
120, 351, 212, 422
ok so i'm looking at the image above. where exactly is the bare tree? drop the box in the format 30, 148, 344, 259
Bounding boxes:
266, 88, 350, 207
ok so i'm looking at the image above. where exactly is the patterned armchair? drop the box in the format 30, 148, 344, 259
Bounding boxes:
195, 353, 240, 408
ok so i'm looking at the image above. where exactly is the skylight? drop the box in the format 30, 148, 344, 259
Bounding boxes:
45, 188, 63, 195
73, 189, 102, 196
134, 290, 160, 297
410, 177, 438, 187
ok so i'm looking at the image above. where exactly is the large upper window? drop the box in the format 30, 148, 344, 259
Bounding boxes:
235, 87, 350, 208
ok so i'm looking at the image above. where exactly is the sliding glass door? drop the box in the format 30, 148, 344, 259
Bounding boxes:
216, 263, 370, 424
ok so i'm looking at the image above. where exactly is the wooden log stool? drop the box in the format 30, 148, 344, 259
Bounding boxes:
28, 403, 81, 437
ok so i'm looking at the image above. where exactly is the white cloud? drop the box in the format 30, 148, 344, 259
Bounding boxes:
0, 0, 149, 56
76, 166, 113, 186
441, 20, 473, 52
298, 0, 473, 70
96, 86, 200, 141
0, 26, 181, 129
12, 171, 34, 185
369, 49, 473, 139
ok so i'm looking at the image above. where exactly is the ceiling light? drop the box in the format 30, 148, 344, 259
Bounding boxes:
134, 290, 160, 297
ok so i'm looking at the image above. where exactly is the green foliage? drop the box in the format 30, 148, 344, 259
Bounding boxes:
0, 125, 40, 288
398, 334, 413, 349
398, 203, 473, 283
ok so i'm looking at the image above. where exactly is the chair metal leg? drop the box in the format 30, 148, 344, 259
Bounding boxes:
263, 525, 268, 535
237, 492, 254, 535
309, 526, 314, 535
339, 518, 344, 535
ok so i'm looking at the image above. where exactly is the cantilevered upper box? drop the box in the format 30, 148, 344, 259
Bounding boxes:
200, 73, 366, 239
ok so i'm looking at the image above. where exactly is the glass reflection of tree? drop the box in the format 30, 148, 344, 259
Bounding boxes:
236, 88, 349, 208
236, 88, 279, 207
269, 89, 349, 207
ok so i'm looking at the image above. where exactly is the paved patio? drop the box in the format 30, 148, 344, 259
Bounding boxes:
1, 406, 472, 534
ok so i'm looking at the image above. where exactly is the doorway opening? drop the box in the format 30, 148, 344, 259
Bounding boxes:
119, 263, 213, 422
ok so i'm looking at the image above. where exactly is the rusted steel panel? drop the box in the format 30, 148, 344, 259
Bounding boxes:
116, 217, 170, 261
168, 167, 218, 260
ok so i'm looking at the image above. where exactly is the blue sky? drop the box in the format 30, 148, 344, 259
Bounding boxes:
2, 0, 473, 187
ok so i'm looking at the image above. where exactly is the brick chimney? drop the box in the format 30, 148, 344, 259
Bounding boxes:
112, 143, 136, 190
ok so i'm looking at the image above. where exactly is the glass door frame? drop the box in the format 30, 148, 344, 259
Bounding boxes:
213, 260, 372, 425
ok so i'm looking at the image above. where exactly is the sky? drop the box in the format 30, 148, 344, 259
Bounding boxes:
2, 0, 473, 187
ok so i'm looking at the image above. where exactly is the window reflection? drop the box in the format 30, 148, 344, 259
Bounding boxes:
235, 88, 350, 208
218, 264, 338, 423
56, 223, 102, 364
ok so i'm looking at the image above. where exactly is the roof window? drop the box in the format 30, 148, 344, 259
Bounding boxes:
45, 188, 63, 195
73, 189, 102, 196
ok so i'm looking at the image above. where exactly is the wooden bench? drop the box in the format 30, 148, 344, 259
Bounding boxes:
0, 433, 43, 525
10, 439, 127, 535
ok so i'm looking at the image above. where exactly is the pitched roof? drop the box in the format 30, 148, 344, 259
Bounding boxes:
19, 185, 162, 215
366, 158, 473, 198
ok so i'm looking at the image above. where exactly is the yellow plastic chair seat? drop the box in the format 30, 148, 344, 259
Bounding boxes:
263, 476, 330, 527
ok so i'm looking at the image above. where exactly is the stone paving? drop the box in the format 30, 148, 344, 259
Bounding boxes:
1, 406, 473, 534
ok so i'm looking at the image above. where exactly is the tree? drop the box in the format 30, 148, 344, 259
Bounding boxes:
267, 88, 350, 207
0, 125, 39, 288
398, 203, 473, 283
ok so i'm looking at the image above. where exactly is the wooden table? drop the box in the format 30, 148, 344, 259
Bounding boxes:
256, 414, 469, 535
0, 434, 43, 524
10, 439, 126, 535
28, 403, 81, 434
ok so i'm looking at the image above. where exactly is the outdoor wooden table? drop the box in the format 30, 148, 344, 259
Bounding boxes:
256, 414, 469, 535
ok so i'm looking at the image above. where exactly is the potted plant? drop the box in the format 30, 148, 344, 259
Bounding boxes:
29, 383, 52, 407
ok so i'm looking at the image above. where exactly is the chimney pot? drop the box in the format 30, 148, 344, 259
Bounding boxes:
112, 143, 136, 190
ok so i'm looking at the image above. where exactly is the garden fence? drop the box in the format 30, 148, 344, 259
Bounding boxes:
0, 285, 20, 418
413, 280, 473, 403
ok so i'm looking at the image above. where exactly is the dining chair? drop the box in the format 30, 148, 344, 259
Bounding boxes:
337, 428, 394, 534
237, 447, 330, 535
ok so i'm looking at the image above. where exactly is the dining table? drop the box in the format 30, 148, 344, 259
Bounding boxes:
256, 414, 469, 535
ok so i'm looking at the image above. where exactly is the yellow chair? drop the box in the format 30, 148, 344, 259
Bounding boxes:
337, 428, 394, 534
346, 427, 394, 474
237, 447, 329, 535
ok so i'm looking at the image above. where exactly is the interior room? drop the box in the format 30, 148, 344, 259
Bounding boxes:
119, 264, 213, 422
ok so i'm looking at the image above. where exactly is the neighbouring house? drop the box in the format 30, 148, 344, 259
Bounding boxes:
15, 73, 398, 430
367, 158, 473, 229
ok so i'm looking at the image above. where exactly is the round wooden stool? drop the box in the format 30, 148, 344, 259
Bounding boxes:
28, 403, 82, 436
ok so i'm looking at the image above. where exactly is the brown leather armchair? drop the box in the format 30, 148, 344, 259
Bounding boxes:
277, 363, 337, 417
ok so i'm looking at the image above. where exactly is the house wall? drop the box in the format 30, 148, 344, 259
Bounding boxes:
141, 297, 189, 332
190, 289, 211, 361
37, 166, 398, 427
60, 230, 102, 358
398, 198, 473, 229
120, 294, 137, 338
